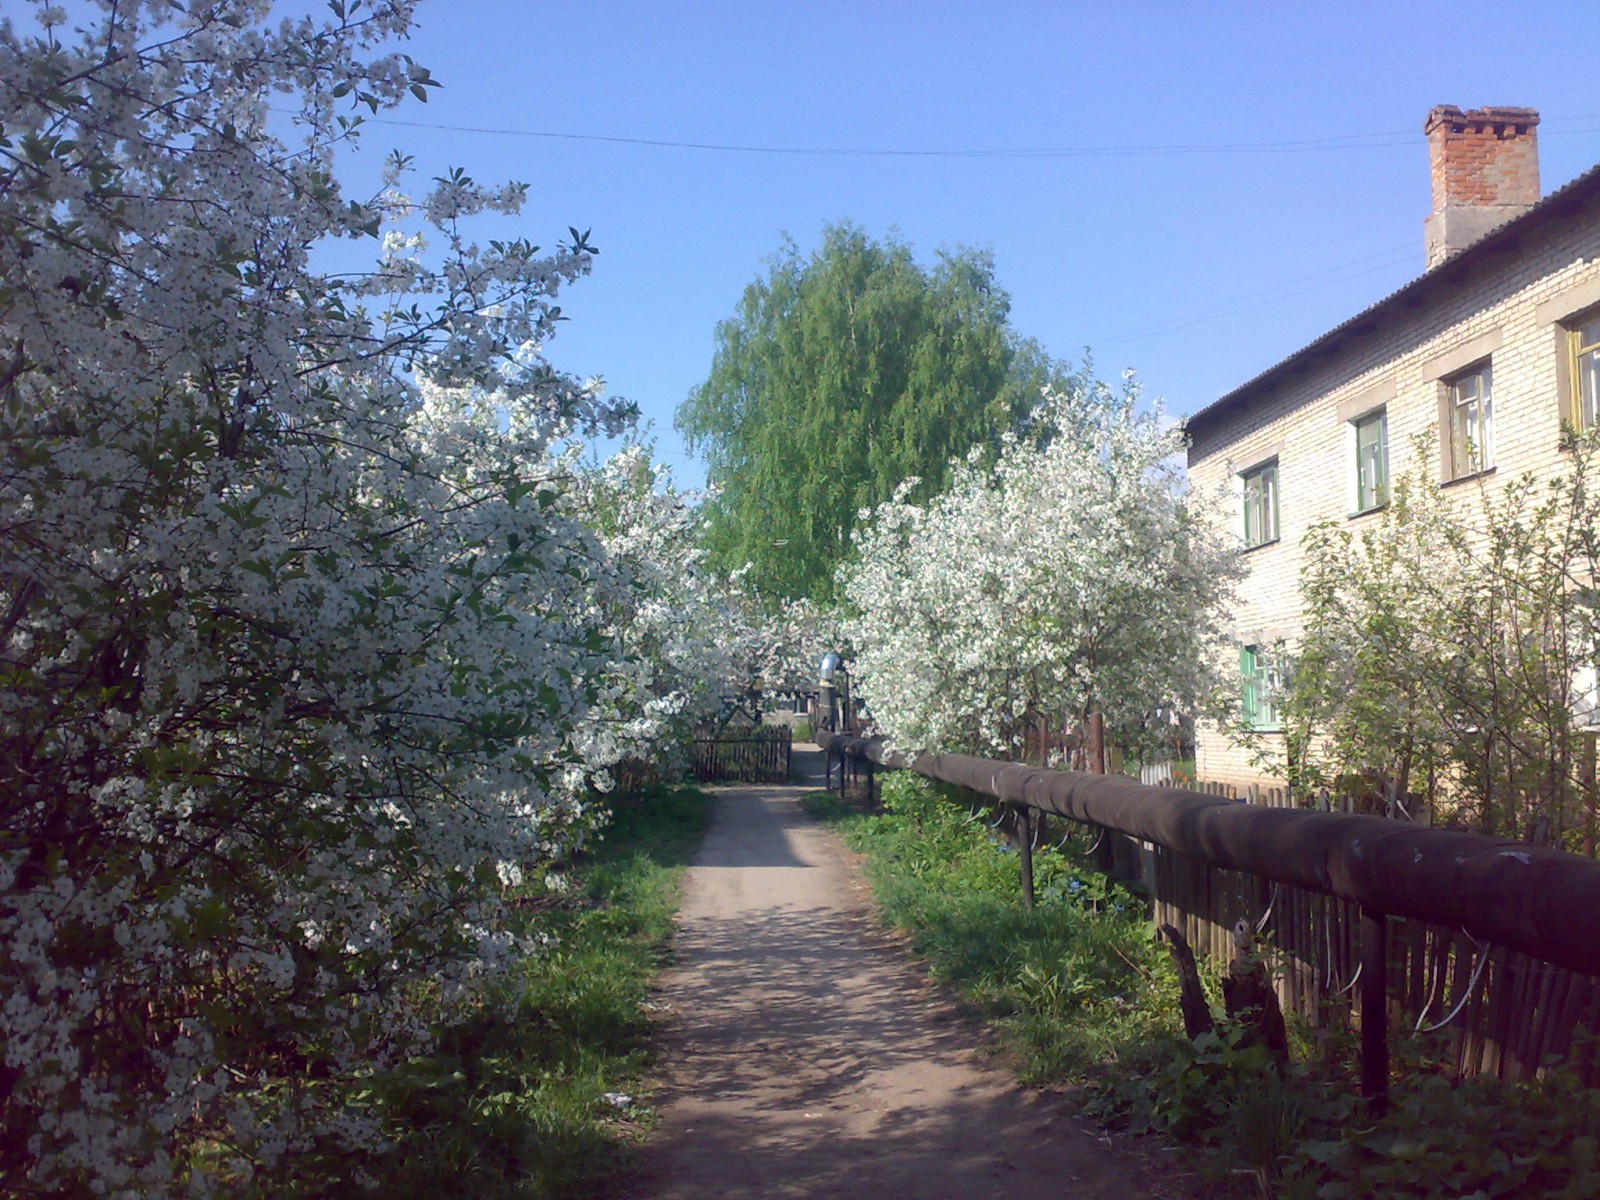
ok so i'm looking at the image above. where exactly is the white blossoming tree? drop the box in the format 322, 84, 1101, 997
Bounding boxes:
840, 376, 1241, 761
0, 2, 644, 1193
710, 583, 840, 721
559, 439, 732, 785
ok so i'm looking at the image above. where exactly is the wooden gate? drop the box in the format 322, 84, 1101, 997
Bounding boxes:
691, 726, 792, 783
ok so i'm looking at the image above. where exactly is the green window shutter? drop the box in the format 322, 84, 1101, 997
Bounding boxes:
1241, 643, 1282, 730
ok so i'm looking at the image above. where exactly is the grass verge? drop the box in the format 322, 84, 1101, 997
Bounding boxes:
807, 773, 1600, 1199
803, 776, 1183, 1086
340, 784, 713, 1199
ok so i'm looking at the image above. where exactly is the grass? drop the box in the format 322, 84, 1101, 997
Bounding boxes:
803, 776, 1185, 1089
806, 773, 1600, 1199
324, 784, 713, 1199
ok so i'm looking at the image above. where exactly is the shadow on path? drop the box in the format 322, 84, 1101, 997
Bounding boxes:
629, 768, 1150, 1200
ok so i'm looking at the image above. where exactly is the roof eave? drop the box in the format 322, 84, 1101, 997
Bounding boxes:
1185, 163, 1600, 443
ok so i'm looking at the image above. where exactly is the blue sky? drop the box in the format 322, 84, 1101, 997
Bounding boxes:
342, 1, 1600, 488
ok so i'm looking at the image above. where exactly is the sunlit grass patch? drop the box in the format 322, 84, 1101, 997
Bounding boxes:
322, 785, 712, 1200
806, 772, 1600, 1198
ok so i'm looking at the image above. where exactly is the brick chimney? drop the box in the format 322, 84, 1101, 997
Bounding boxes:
1424, 105, 1540, 269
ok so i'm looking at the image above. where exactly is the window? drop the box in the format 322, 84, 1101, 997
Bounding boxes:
1574, 661, 1600, 730
1241, 461, 1279, 548
1353, 409, 1388, 512
1569, 310, 1600, 434
1241, 644, 1282, 730
1445, 362, 1493, 481
1575, 603, 1600, 730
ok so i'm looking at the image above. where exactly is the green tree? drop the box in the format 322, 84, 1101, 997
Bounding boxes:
677, 222, 1065, 603
1267, 433, 1600, 849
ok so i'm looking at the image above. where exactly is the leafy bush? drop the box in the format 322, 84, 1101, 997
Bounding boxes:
322, 784, 712, 1199
1289, 1066, 1600, 1200
806, 772, 1176, 1085
813, 772, 1600, 1199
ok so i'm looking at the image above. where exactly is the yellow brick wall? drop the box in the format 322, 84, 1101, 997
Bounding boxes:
1187, 212, 1600, 786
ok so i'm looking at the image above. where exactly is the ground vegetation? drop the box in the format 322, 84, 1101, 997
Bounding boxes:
808, 772, 1600, 1198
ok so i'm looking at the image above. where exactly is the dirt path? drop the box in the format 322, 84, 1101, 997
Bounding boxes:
629, 749, 1158, 1199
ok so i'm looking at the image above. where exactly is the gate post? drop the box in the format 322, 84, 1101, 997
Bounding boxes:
1360, 906, 1389, 1112
1016, 805, 1035, 911
1088, 713, 1115, 875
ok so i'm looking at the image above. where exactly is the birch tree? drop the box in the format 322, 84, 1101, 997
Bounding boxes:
678, 222, 1068, 604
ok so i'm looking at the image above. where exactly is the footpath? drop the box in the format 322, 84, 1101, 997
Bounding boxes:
628, 746, 1155, 1199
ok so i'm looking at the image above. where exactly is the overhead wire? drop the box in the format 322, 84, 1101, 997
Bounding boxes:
1093, 242, 1417, 350
304, 108, 1600, 361
343, 111, 1600, 159
354, 115, 1421, 158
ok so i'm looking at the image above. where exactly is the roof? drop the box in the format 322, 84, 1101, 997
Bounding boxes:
1185, 162, 1600, 439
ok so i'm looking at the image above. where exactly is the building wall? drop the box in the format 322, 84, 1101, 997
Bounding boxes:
1187, 193, 1600, 785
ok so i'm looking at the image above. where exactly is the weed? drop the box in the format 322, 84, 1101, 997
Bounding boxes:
294, 784, 712, 1199
809, 771, 1600, 1199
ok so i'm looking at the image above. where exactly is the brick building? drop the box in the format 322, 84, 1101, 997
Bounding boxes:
1185, 106, 1600, 785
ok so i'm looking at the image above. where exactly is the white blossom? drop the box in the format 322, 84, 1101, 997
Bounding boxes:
841, 378, 1241, 759
0, 2, 667, 1193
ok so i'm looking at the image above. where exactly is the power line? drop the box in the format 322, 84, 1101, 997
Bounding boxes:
281, 107, 1600, 159
1094, 242, 1417, 350
358, 115, 1422, 158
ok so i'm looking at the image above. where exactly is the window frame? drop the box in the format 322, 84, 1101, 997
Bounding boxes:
1443, 361, 1494, 482
1352, 408, 1389, 514
1240, 459, 1280, 549
1568, 308, 1600, 436
1574, 660, 1600, 731
1240, 643, 1283, 732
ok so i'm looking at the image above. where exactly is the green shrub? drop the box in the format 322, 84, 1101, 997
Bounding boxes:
320, 785, 713, 1199
1287, 1066, 1600, 1200
808, 772, 1600, 1199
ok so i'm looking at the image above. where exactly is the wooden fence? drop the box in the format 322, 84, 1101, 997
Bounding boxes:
1146, 776, 1600, 1086
820, 733, 1600, 1101
1141, 772, 1357, 810
691, 727, 792, 784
